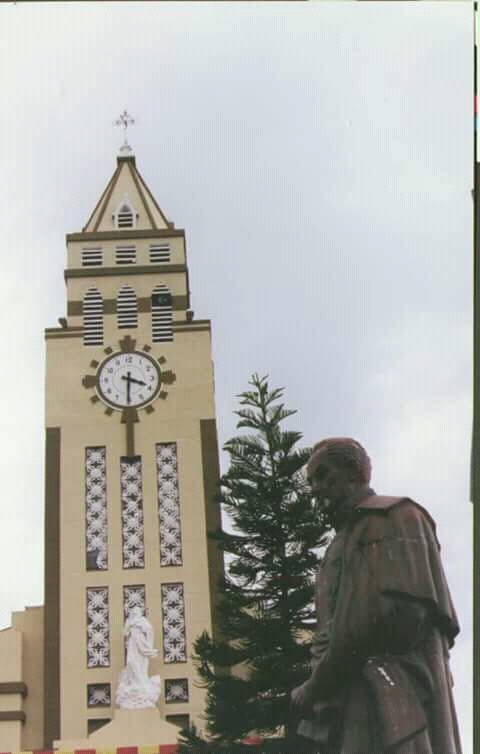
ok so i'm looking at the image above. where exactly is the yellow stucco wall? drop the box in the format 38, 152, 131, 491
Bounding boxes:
0, 628, 23, 751
11, 607, 44, 749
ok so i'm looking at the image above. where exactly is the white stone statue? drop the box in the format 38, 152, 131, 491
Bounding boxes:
115, 608, 161, 709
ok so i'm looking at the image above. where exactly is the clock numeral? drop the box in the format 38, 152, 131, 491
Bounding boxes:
125, 356, 133, 363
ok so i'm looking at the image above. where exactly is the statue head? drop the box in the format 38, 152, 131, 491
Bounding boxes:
128, 607, 145, 623
306, 437, 371, 510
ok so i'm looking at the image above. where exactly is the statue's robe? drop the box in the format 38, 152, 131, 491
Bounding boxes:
296, 494, 462, 754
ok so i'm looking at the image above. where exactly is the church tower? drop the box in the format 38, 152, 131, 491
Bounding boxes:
42, 144, 223, 746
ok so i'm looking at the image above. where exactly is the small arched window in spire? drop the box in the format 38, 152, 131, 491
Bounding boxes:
117, 285, 138, 329
83, 287, 104, 346
113, 197, 136, 229
151, 285, 173, 342
117, 205, 134, 228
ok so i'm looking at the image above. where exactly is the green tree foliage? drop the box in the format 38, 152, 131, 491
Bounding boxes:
179, 375, 331, 752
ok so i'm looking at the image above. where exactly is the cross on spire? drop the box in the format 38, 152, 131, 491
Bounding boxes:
115, 110, 135, 155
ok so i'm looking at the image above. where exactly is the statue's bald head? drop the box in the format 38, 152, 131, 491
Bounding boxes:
306, 437, 372, 485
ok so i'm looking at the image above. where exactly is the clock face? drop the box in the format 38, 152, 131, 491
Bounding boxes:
96, 351, 161, 409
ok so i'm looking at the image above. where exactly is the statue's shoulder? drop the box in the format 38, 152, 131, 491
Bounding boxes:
356, 494, 436, 533
359, 494, 406, 510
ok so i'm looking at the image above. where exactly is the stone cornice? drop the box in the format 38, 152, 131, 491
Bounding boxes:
66, 229, 184, 242
44, 320, 211, 339
64, 264, 187, 280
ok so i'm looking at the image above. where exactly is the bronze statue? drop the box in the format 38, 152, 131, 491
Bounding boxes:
291, 438, 462, 754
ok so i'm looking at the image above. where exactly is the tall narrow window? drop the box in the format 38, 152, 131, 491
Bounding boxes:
117, 286, 138, 329
83, 287, 103, 346
121, 456, 145, 568
151, 285, 173, 343
85, 447, 108, 570
161, 583, 187, 663
86, 587, 110, 668
156, 443, 182, 566
115, 245, 136, 264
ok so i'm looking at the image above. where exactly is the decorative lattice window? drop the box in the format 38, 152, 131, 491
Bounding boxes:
115, 204, 134, 229
82, 248, 103, 266
86, 587, 110, 668
123, 584, 146, 621
83, 287, 103, 346
161, 583, 187, 663
150, 244, 170, 264
87, 683, 111, 708
165, 678, 189, 704
121, 456, 145, 569
85, 447, 108, 570
115, 245, 136, 265
151, 285, 173, 343
156, 443, 182, 566
117, 285, 138, 329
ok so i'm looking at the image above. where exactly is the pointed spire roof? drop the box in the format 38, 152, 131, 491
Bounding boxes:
82, 155, 172, 233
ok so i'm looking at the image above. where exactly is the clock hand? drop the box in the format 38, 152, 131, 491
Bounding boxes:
121, 372, 134, 404
121, 375, 146, 387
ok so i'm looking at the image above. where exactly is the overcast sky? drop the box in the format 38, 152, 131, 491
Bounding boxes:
0, 2, 472, 750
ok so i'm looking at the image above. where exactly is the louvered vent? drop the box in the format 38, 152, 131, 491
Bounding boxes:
82, 248, 103, 267
115, 245, 136, 265
83, 288, 103, 346
117, 205, 134, 228
150, 244, 170, 264
117, 286, 138, 329
152, 285, 173, 343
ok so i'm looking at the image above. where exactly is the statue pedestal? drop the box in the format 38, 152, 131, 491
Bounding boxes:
55, 708, 179, 749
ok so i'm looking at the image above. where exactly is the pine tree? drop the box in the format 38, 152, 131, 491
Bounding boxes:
180, 375, 331, 753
